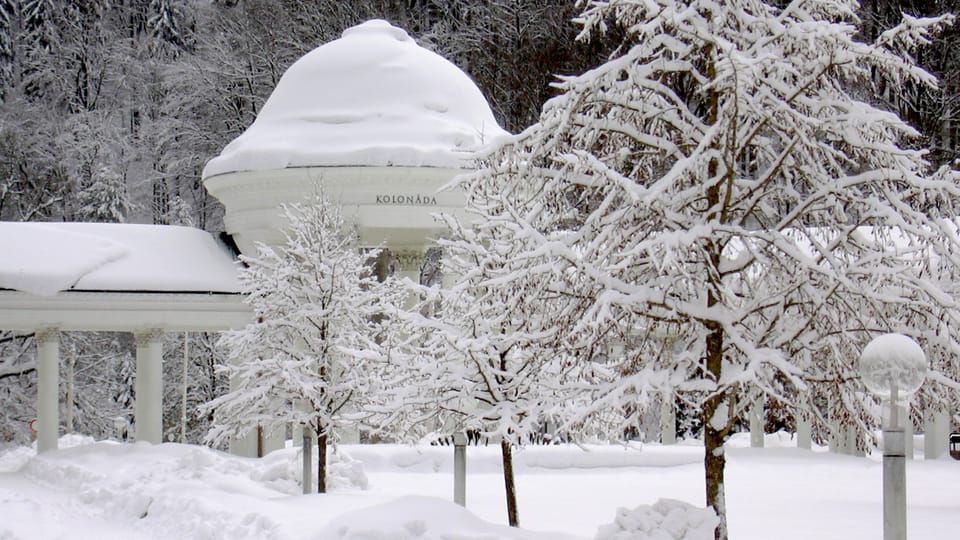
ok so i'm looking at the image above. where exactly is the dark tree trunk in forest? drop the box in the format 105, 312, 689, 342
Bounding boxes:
318, 430, 328, 494
500, 438, 519, 527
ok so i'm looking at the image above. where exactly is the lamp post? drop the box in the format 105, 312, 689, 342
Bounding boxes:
858, 333, 927, 540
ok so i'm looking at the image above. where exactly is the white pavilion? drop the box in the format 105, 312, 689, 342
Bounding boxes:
0, 20, 507, 454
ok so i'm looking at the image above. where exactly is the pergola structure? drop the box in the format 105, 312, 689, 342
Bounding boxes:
0, 222, 250, 452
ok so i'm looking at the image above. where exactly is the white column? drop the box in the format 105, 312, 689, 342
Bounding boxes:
263, 423, 286, 454
846, 423, 865, 457
924, 409, 950, 459
36, 328, 60, 453
135, 329, 164, 444
229, 428, 258, 457
750, 398, 764, 448
395, 248, 425, 291
228, 360, 258, 456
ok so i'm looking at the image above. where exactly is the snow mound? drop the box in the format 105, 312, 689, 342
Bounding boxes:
203, 19, 509, 177
251, 446, 369, 491
594, 499, 718, 540
317, 495, 568, 540
0, 433, 97, 472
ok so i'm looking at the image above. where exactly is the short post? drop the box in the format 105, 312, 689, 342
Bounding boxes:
859, 333, 927, 540
302, 427, 313, 495
453, 431, 467, 506
796, 413, 812, 450
660, 389, 676, 445
750, 398, 764, 448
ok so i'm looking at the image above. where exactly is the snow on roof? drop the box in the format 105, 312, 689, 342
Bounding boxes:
0, 222, 240, 296
202, 19, 509, 178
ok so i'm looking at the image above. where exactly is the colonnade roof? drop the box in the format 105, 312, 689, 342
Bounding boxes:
0, 222, 240, 296
0, 222, 249, 333
202, 19, 509, 178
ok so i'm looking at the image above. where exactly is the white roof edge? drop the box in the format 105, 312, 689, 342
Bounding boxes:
0, 290, 251, 332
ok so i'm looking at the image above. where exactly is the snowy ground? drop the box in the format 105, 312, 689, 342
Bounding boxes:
1, 433, 958, 539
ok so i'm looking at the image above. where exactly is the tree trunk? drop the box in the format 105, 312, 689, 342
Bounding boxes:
317, 430, 328, 494
702, 27, 727, 536
703, 322, 728, 540
500, 438, 519, 527
703, 398, 728, 540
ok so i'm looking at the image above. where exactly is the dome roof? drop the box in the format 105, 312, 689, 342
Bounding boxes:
203, 20, 508, 178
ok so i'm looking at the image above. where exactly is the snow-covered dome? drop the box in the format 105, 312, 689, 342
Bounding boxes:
203, 20, 508, 178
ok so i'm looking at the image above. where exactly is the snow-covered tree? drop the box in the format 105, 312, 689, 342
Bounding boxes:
398, 212, 593, 527
74, 166, 129, 223
203, 193, 406, 493
148, 0, 193, 54
457, 1, 960, 537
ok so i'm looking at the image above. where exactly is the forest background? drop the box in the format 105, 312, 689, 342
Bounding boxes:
0, 0, 957, 446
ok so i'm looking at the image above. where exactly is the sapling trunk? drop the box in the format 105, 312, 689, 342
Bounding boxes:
500, 438, 519, 527
318, 430, 328, 494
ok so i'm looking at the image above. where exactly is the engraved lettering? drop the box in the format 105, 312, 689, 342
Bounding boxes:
374, 193, 439, 206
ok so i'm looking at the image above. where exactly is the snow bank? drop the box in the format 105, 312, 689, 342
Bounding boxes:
203, 19, 509, 178
594, 500, 718, 540
2, 436, 960, 539
318, 495, 565, 540
251, 446, 369, 491
0, 222, 240, 295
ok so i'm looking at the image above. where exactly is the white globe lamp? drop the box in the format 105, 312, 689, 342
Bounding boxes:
858, 333, 927, 540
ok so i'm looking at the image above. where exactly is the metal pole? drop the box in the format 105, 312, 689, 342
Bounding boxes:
883, 383, 906, 540
181, 332, 189, 443
302, 427, 313, 495
453, 432, 467, 506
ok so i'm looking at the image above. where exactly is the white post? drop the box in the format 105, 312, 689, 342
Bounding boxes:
302, 426, 313, 495
750, 398, 764, 448
796, 414, 812, 450
453, 432, 467, 506
36, 328, 60, 453
660, 390, 676, 445
135, 329, 164, 444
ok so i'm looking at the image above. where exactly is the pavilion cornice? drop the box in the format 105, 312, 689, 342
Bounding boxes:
0, 290, 251, 332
